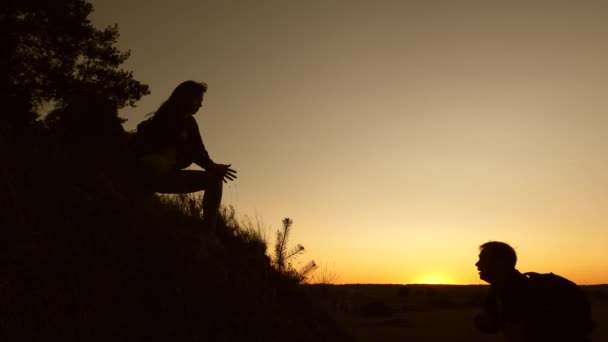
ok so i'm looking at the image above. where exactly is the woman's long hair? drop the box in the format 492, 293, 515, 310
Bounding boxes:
149, 80, 207, 121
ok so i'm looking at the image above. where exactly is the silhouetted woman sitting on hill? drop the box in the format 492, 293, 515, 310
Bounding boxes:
133, 80, 236, 231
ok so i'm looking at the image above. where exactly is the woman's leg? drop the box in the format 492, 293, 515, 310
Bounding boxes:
151, 170, 223, 230
200, 174, 222, 231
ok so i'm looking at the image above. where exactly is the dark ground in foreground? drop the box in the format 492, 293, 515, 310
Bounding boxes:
306, 284, 608, 342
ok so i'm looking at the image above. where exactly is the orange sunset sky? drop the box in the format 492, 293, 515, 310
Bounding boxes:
89, 1, 608, 285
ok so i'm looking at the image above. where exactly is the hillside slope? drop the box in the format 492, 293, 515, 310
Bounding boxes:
0, 125, 352, 341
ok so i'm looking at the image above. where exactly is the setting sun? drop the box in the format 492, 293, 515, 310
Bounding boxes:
413, 273, 453, 285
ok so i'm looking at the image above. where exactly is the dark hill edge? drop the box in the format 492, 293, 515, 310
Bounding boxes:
0, 125, 353, 341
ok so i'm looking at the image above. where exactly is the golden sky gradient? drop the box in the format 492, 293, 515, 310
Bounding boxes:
90, 1, 608, 285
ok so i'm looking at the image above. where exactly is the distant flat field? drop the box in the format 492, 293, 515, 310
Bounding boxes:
306, 284, 608, 342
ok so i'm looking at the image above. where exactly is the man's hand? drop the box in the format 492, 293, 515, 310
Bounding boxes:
208, 163, 237, 183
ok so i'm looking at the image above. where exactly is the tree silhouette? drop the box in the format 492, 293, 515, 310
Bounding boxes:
1, 0, 149, 126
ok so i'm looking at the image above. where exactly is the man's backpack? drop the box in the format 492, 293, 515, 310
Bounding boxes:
524, 272, 594, 338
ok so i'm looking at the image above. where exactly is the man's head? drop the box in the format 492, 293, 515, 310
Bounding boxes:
475, 241, 517, 284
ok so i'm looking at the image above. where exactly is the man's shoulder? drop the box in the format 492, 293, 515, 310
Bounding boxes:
523, 272, 580, 296
503, 271, 530, 294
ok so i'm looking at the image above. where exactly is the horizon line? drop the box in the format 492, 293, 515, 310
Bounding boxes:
311, 283, 608, 286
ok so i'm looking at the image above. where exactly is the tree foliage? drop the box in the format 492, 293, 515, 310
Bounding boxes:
1, 0, 149, 125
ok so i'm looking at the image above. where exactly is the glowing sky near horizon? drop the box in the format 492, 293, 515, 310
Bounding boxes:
90, 1, 608, 285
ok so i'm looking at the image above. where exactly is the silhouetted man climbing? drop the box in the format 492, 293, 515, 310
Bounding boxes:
474, 241, 594, 341
133, 80, 237, 231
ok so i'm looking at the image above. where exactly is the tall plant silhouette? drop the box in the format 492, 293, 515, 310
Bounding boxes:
273, 218, 317, 282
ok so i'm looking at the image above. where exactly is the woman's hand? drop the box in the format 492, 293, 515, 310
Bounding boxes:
208, 163, 237, 183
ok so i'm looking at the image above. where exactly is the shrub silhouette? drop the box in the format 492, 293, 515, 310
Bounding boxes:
273, 218, 318, 283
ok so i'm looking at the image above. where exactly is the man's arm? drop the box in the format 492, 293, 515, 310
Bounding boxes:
475, 287, 501, 334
